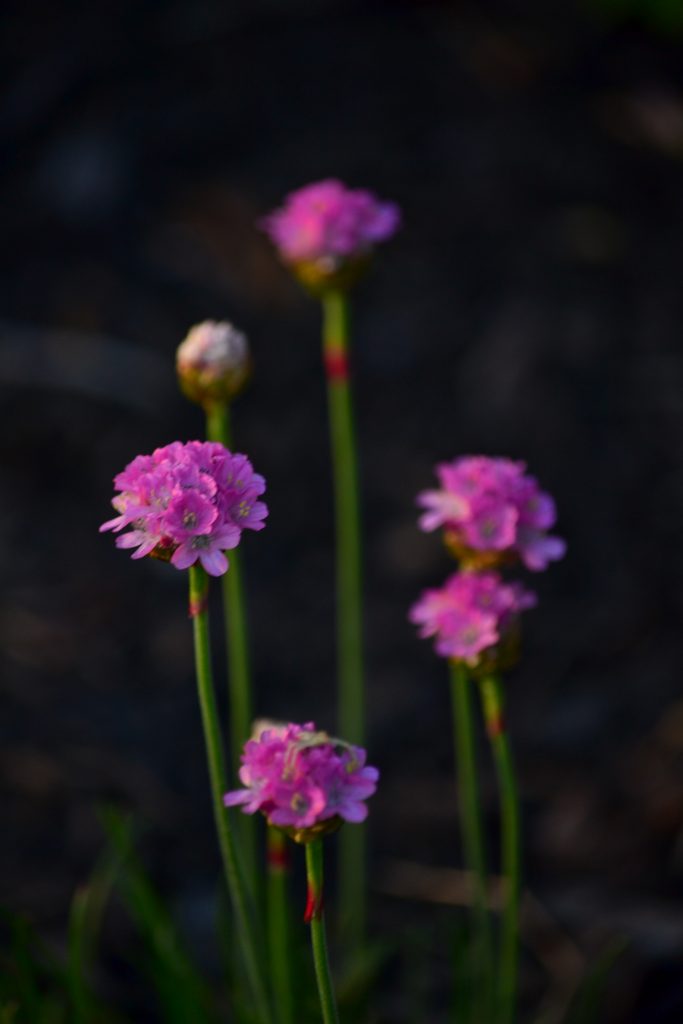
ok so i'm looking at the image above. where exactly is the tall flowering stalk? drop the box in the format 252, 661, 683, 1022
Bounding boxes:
412, 455, 565, 1023
177, 321, 263, 908
411, 569, 535, 1021
100, 440, 272, 1024
266, 826, 294, 1024
305, 839, 338, 1024
449, 658, 493, 1015
479, 674, 520, 1024
321, 287, 366, 945
226, 721, 379, 1024
262, 179, 399, 947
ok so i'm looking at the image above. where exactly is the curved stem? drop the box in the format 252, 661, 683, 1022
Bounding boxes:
322, 289, 366, 948
206, 401, 260, 910
188, 565, 271, 1024
305, 840, 340, 1024
449, 661, 494, 1019
480, 674, 520, 1024
267, 828, 294, 1024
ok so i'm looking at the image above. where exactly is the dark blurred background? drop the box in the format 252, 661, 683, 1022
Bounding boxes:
2, 0, 683, 1020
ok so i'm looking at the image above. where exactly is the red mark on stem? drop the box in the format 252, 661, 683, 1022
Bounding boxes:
486, 712, 505, 738
267, 844, 291, 871
188, 592, 209, 618
324, 349, 349, 381
304, 884, 324, 923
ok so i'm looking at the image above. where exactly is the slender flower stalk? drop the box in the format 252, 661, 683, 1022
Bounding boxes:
305, 839, 340, 1024
205, 400, 262, 917
266, 828, 294, 1024
205, 403, 255, 770
322, 288, 367, 945
449, 661, 494, 1020
261, 181, 399, 950
321, 292, 362, 741
205, 401, 262, 915
322, 289, 363, 744
479, 674, 520, 1024
188, 565, 272, 1024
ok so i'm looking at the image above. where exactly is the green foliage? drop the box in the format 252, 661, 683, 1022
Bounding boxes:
66, 850, 121, 1024
336, 939, 393, 1023
588, 0, 683, 32
0, 883, 123, 1024
451, 921, 477, 1024
0, 809, 225, 1024
0, 917, 51, 1023
564, 938, 628, 1024
100, 807, 216, 1024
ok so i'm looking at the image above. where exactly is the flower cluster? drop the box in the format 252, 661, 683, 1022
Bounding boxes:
412, 455, 565, 667
225, 721, 379, 840
176, 320, 251, 408
417, 456, 566, 571
261, 179, 400, 284
409, 570, 536, 663
100, 441, 267, 576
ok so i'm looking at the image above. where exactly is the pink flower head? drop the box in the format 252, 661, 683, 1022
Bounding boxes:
409, 570, 536, 664
261, 179, 400, 271
224, 722, 379, 838
417, 456, 566, 571
100, 441, 268, 577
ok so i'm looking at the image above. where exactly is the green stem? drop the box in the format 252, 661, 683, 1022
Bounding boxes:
188, 565, 271, 1024
206, 402, 254, 765
479, 674, 520, 1024
449, 661, 494, 1019
305, 840, 340, 1024
267, 829, 294, 1024
321, 289, 366, 948
206, 401, 260, 909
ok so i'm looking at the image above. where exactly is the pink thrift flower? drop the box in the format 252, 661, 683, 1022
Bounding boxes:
462, 495, 519, 551
417, 456, 566, 571
164, 489, 218, 539
261, 179, 400, 271
100, 441, 268, 577
409, 570, 536, 664
224, 722, 379, 840
170, 521, 241, 576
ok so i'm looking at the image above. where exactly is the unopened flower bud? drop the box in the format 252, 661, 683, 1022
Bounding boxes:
176, 320, 251, 409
